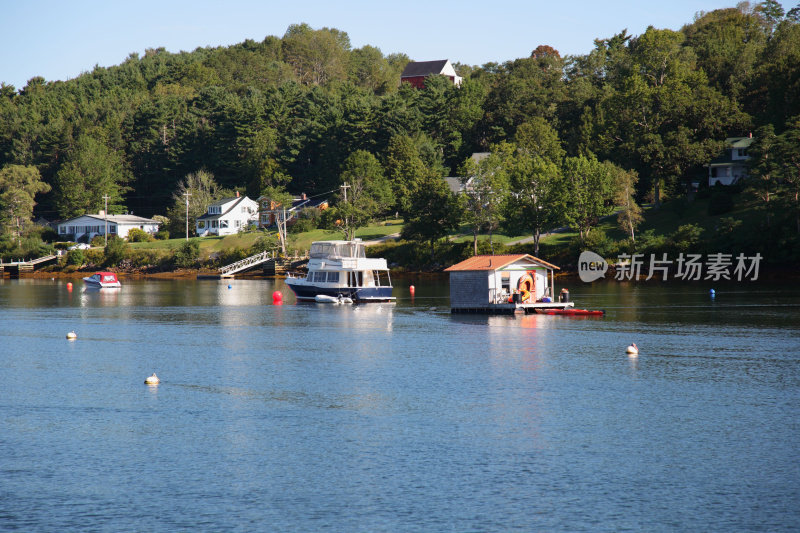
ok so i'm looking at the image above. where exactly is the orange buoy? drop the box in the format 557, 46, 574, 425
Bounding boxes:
409, 285, 415, 296
67, 282, 73, 291
272, 290, 283, 305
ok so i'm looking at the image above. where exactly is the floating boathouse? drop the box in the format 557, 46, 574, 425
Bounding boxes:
444, 254, 574, 314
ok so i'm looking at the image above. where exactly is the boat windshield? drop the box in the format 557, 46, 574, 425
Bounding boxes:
309, 242, 365, 259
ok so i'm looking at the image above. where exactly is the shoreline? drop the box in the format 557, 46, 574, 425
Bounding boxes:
14, 266, 799, 283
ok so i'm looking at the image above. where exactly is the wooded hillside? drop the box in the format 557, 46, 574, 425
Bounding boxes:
1, 3, 799, 264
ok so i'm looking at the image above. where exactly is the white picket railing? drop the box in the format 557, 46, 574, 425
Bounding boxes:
219, 250, 274, 276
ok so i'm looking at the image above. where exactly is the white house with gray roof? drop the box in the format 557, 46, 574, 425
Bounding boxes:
196, 194, 258, 236
57, 213, 160, 242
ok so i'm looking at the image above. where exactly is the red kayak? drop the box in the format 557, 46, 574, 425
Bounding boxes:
536, 308, 604, 316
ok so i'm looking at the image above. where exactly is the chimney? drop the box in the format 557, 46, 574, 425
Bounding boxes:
749, 132, 752, 138
99, 210, 105, 216
302, 193, 307, 200
236, 191, 240, 197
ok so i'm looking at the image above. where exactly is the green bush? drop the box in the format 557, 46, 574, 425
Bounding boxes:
154, 229, 170, 240
103, 236, 128, 266
249, 234, 278, 254
568, 229, 619, 260
289, 214, 317, 234
91, 235, 105, 247
85, 248, 105, 266
708, 189, 734, 215
127, 249, 170, 269
174, 240, 200, 268
668, 224, 705, 254
127, 228, 153, 242
66, 249, 85, 266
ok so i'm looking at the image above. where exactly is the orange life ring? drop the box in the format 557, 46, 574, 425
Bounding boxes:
517, 273, 535, 303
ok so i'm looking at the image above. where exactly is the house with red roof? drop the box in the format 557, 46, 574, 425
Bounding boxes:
444, 254, 570, 314
400, 59, 462, 89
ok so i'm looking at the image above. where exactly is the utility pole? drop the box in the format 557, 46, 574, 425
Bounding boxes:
183, 192, 191, 240
102, 194, 110, 245
340, 182, 351, 240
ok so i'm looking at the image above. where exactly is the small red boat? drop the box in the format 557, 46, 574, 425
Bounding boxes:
82, 271, 121, 288
536, 308, 604, 316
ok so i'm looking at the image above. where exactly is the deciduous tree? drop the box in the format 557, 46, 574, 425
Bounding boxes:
0, 164, 51, 245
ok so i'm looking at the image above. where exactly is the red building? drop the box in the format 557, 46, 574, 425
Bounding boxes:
400, 59, 462, 89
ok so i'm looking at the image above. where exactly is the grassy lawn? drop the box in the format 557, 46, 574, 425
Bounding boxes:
128, 232, 266, 253
289, 220, 404, 251
128, 220, 405, 256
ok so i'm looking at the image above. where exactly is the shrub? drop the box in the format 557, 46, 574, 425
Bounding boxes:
66, 249, 85, 266
90, 235, 105, 247
289, 214, 317, 234
154, 229, 170, 240
127, 228, 153, 242
174, 240, 200, 268
127, 249, 170, 269
85, 248, 105, 266
568, 229, 618, 260
668, 224, 705, 254
104, 236, 128, 266
708, 188, 734, 215
249, 234, 278, 254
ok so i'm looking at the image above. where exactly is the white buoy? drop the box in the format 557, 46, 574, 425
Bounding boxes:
144, 373, 160, 385
66, 331, 77, 340
626, 343, 639, 355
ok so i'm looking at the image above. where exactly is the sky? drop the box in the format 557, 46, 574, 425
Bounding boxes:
1, 0, 743, 90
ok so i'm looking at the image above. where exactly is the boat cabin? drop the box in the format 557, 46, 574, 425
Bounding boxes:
444, 254, 572, 314
285, 240, 395, 302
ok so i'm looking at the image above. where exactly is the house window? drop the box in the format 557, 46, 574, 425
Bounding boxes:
220, 220, 229, 228
198, 221, 205, 229
211, 220, 218, 228
110, 225, 117, 234
59, 226, 66, 234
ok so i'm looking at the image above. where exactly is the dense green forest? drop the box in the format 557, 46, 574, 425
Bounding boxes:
1, 2, 800, 267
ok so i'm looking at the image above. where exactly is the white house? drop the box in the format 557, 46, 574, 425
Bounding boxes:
57, 212, 160, 242
706, 136, 754, 186
196, 194, 258, 236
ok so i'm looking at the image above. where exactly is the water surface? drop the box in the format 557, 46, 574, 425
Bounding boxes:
2, 278, 799, 531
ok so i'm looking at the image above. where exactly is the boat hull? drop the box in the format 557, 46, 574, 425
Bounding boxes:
286, 280, 394, 302
82, 279, 121, 289
535, 308, 604, 316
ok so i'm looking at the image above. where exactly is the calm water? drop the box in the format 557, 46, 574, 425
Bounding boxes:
1, 277, 799, 532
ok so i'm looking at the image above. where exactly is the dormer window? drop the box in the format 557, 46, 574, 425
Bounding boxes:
208, 206, 221, 215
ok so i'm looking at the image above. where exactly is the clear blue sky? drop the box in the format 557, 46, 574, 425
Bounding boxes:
1, 0, 741, 90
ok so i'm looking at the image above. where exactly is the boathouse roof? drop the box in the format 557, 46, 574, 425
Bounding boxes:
444, 254, 559, 272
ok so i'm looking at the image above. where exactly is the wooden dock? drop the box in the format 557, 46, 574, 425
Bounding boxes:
0, 255, 58, 277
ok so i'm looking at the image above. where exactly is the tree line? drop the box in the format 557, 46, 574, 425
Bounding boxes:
1, 2, 799, 262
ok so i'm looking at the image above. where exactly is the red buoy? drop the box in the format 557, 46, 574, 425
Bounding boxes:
67, 282, 73, 291
272, 290, 283, 305
409, 285, 415, 296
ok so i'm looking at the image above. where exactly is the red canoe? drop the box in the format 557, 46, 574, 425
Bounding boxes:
535, 308, 604, 316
